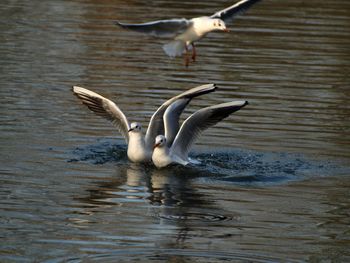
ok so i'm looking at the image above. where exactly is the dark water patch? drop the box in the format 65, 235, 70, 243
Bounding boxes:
193, 149, 349, 185
68, 139, 128, 165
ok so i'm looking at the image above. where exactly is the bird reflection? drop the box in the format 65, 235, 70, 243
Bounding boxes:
74, 163, 227, 253
125, 163, 148, 187
76, 162, 210, 205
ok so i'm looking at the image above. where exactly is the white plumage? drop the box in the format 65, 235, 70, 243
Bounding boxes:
152, 100, 249, 168
72, 84, 217, 163
115, 0, 262, 66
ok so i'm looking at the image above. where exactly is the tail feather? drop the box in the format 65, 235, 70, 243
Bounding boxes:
163, 40, 186, 57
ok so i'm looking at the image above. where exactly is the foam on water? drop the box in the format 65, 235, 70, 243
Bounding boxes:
68, 139, 348, 186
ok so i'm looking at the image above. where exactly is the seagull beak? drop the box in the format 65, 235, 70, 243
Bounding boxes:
153, 143, 160, 149
224, 28, 230, 32
128, 128, 133, 132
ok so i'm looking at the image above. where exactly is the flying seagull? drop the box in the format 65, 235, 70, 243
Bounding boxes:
152, 100, 248, 168
115, 0, 262, 66
72, 84, 217, 163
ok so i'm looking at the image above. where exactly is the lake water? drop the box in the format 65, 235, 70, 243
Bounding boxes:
1, 0, 350, 262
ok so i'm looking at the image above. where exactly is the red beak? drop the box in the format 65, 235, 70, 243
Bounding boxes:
224, 28, 230, 32
153, 143, 160, 149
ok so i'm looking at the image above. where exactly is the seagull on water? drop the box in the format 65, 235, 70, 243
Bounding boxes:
72, 84, 217, 163
152, 100, 248, 168
115, 0, 262, 66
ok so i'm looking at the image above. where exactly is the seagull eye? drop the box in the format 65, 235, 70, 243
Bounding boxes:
213, 22, 216, 27
219, 22, 221, 26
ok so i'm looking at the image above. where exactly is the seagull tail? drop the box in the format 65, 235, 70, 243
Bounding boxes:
163, 40, 186, 58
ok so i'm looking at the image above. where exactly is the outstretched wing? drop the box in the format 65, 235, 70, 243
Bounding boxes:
115, 18, 191, 37
171, 101, 248, 160
72, 86, 130, 143
163, 98, 190, 147
144, 84, 217, 149
211, 0, 262, 23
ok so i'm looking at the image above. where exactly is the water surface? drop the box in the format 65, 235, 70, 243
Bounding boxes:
1, 0, 350, 262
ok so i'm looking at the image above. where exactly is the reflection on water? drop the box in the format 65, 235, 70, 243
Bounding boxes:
67, 160, 350, 262
1, 0, 350, 262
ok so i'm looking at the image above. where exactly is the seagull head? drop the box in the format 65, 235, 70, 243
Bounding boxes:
212, 19, 229, 32
153, 135, 166, 149
128, 122, 142, 133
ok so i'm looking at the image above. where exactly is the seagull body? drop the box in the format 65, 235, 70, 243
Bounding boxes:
115, 0, 262, 66
127, 123, 149, 163
72, 84, 217, 163
162, 16, 226, 59
152, 100, 249, 168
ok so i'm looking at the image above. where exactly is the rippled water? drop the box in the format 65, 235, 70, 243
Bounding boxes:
1, 0, 350, 262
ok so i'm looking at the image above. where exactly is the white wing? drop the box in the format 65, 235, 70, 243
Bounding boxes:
163, 98, 190, 147
211, 0, 262, 23
72, 86, 130, 143
171, 101, 248, 160
115, 18, 192, 37
144, 84, 217, 148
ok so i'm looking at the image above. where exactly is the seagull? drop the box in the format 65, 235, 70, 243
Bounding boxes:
115, 0, 262, 66
152, 100, 248, 168
72, 84, 217, 163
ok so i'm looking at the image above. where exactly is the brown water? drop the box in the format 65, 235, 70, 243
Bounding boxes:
1, 0, 350, 262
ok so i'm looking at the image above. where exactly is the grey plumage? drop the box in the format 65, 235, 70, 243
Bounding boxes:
170, 101, 249, 160
115, 19, 191, 37
145, 83, 217, 148
211, 0, 262, 22
72, 86, 130, 142
72, 84, 217, 151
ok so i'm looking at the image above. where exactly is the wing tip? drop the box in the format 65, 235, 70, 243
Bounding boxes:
234, 100, 249, 108
114, 20, 129, 28
200, 83, 218, 93
192, 83, 218, 97
72, 85, 83, 95
114, 20, 122, 26
234, 100, 249, 111
72, 85, 82, 92
208, 83, 218, 92
212, 100, 249, 110
72, 85, 90, 96
198, 83, 218, 92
